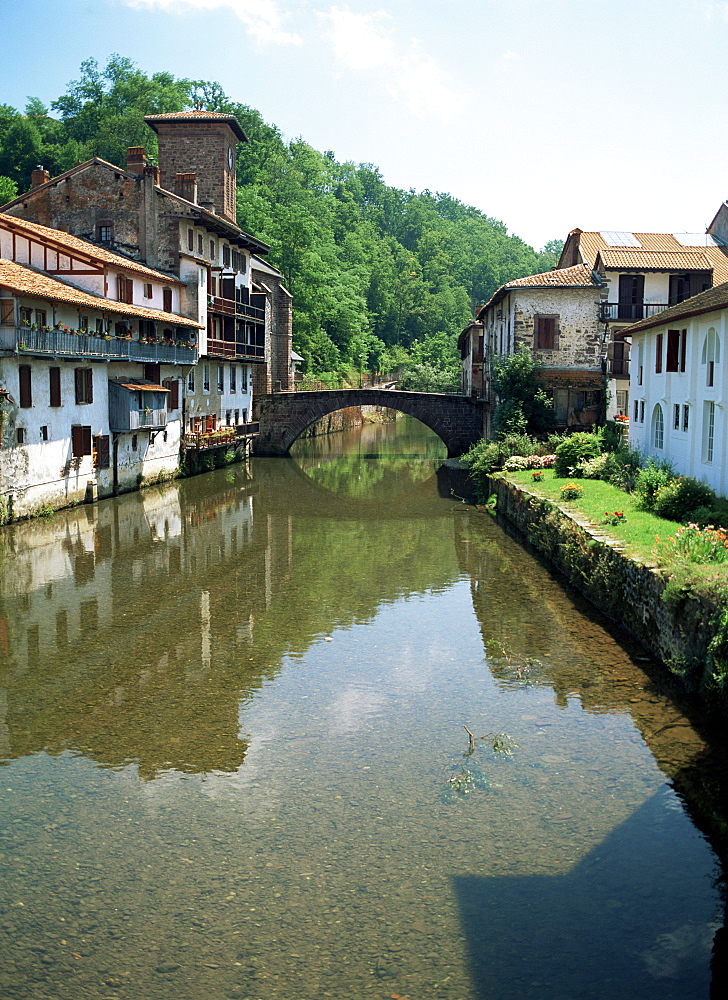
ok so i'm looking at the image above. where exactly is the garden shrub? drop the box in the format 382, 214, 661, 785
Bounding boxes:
651, 476, 717, 522
554, 433, 602, 477
577, 452, 614, 480
463, 440, 501, 476
504, 455, 530, 471
633, 459, 675, 510
598, 421, 624, 452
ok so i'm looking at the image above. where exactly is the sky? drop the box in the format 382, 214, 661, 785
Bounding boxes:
1, 0, 728, 251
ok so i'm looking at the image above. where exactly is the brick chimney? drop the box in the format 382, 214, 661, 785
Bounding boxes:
30, 166, 51, 188
174, 172, 198, 205
126, 147, 148, 176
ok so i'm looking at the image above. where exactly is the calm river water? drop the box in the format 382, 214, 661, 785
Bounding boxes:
1, 416, 727, 999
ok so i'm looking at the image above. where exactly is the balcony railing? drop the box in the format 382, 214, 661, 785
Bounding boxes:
236, 301, 265, 322
1, 326, 198, 364
599, 302, 669, 323
209, 295, 236, 316
206, 337, 265, 360
130, 408, 167, 430
208, 295, 265, 322
183, 422, 259, 451
608, 359, 630, 377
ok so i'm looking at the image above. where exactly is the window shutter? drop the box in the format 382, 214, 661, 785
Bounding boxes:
75, 368, 83, 403
169, 379, 179, 409
680, 329, 687, 373
94, 434, 110, 468
19, 364, 31, 408
71, 424, 84, 457
82, 426, 92, 455
49, 367, 61, 407
85, 367, 93, 404
144, 363, 160, 384
1, 300, 14, 325
163, 288, 172, 312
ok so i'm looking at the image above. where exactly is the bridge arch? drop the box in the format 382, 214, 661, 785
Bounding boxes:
253, 389, 485, 458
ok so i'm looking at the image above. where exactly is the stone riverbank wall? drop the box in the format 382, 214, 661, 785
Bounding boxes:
485, 474, 726, 705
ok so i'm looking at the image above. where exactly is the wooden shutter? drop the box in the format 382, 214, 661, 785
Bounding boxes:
85, 368, 93, 403
1, 300, 14, 325
655, 333, 663, 373
666, 330, 679, 372
71, 424, 84, 457
19, 364, 31, 408
680, 329, 687, 373
75, 368, 85, 403
144, 363, 160, 384
169, 379, 179, 410
49, 367, 61, 407
93, 434, 110, 468
163, 288, 172, 312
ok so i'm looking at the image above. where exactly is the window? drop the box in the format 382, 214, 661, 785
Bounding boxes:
674, 403, 680, 430
535, 315, 557, 350
637, 341, 644, 385
96, 318, 104, 334
198, 234, 203, 256
640, 400, 645, 423
74, 367, 93, 404
93, 434, 110, 468
40, 425, 48, 441
188, 228, 194, 252
144, 283, 153, 299
16, 427, 25, 445
79, 315, 89, 331
223, 245, 230, 267
163, 379, 179, 411
187, 368, 195, 393
703, 401, 716, 463
117, 275, 133, 304
20, 307, 32, 326
209, 240, 216, 261
666, 329, 687, 373
652, 404, 664, 449
217, 366, 224, 392
230, 365, 236, 393
702, 327, 720, 387
19, 364, 31, 408
131, 434, 138, 451
615, 390, 627, 414
241, 366, 248, 391
683, 404, 689, 432
144, 363, 161, 384
97, 223, 114, 243
35, 309, 46, 327
634, 399, 639, 422
655, 333, 663, 373
71, 424, 92, 458
49, 367, 61, 407
163, 287, 173, 313
203, 365, 210, 392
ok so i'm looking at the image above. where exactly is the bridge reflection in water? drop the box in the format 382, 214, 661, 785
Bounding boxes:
0, 416, 725, 999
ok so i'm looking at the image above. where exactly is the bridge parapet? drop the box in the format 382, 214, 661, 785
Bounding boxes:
253, 388, 486, 457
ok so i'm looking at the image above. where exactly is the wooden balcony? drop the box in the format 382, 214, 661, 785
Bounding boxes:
183, 422, 259, 451
206, 337, 265, 361
0, 326, 198, 364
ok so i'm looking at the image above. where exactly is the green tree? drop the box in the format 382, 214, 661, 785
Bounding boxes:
491, 349, 553, 438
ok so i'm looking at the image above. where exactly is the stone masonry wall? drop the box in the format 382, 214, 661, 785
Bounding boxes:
487, 475, 722, 697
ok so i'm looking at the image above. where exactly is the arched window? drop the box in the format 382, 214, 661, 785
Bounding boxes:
651, 404, 664, 450
701, 327, 720, 386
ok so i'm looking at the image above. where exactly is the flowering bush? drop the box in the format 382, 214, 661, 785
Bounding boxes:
603, 510, 626, 526
651, 477, 716, 522
560, 482, 585, 501
504, 455, 530, 471
614, 414, 629, 423
531, 470, 544, 482
660, 523, 728, 563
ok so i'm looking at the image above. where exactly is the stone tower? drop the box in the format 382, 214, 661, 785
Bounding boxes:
143, 110, 247, 224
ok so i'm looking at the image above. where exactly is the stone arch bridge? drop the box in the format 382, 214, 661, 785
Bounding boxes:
253, 389, 485, 457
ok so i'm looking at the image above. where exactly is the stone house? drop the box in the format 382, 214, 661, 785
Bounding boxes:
476, 263, 606, 431
0, 109, 294, 448
557, 229, 728, 420
0, 213, 202, 518
627, 281, 728, 496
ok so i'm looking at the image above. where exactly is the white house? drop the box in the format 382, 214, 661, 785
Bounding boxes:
557, 229, 728, 420
627, 281, 728, 496
0, 216, 201, 519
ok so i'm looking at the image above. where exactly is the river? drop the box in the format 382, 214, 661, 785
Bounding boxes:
0, 415, 726, 999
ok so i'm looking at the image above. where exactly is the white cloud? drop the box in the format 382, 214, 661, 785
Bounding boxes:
698, 1, 728, 19
122, 0, 301, 45
324, 5, 468, 121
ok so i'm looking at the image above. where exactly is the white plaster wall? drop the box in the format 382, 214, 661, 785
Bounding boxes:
602, 271, 672, 308
630, 310, 728, 496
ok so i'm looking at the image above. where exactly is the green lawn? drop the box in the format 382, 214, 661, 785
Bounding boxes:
503, 469, 683, 564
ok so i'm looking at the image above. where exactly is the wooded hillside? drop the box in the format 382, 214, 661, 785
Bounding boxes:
0, 56, 562, 381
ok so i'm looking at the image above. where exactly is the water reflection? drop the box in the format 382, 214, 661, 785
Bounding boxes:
0, 417, 726, 999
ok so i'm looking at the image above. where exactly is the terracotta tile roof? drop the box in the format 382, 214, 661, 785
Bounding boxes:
623, 280, 728, 335
477, 264, 600, 318
0, 259, 201, 328
0, 213, 182, 284
596, 249, 714, 271
144, 110, 247, 142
